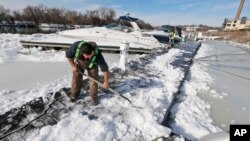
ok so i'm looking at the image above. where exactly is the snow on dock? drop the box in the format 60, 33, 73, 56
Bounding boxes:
0, 39, 218, 141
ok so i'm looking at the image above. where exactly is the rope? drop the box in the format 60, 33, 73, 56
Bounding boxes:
195, 53, 249, 60
196, 62, 250, 81
0, 95, 64, 140
203, 64, 250, 71
194, 50, 247, 60
196, 59, 250, 62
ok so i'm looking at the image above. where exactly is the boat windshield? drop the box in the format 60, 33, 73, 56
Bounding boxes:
105, 23, 133, 33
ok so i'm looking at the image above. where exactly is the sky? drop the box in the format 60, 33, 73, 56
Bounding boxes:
1, 0, 250, 27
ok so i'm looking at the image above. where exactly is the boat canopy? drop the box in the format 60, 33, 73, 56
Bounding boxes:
119, 16, 138, 22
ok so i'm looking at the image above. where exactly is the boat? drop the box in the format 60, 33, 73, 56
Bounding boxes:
142, 25, 183, 44
142, 30, 170, 44
161, 25, 183, 43
57, 15, 162, 48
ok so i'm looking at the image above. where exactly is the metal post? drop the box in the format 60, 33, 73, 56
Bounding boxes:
194, 36, 197, 42
119, 40, 129, 70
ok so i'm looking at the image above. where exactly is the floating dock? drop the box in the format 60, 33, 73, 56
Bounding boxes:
20, 40, 152, 54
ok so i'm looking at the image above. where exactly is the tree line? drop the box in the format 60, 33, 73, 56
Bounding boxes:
0, 5, 153, 29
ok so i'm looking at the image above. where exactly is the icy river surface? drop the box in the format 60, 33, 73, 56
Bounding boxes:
197, 41, 250, 131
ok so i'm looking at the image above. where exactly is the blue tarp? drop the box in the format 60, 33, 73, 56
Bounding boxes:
119, 16, 138, 22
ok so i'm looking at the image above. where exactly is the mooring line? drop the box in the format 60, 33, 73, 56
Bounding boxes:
194, 50, 247, 60
196, 59, 250, 62
196, 61, 250, 81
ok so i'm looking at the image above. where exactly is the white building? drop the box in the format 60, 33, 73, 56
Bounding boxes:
223, 0, 250, 31
223, 17, 250, 31
185, 26, 199, 32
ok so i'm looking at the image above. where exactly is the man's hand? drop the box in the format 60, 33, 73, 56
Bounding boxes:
67, 58, 78, 72
72, 65, 78, 72
102, 82, 109, 89
102, 71, 109, 89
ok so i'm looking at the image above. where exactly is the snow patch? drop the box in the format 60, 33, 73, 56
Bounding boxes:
170, 43, 222, 140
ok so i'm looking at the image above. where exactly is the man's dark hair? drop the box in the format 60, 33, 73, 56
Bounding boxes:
80, 42, 94, 55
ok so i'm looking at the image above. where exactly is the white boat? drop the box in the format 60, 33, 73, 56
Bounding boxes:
142, 30, 170, 44
143, 25, 183, 44
58, 16, 162, 48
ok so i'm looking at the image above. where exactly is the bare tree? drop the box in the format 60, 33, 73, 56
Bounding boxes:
65, 10, 78, 24
86, 9, 101, 26
0, 5, 11, 22
47, 8, 65, 24
23, 5, 44, 26
42, 6, 52, 23
98, 7, 116, 25
104, 8, 116, 22
12, 10, 24, 21
1, 5, 154, 29
80, 13, 90, 25
137, 20, 153, 30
